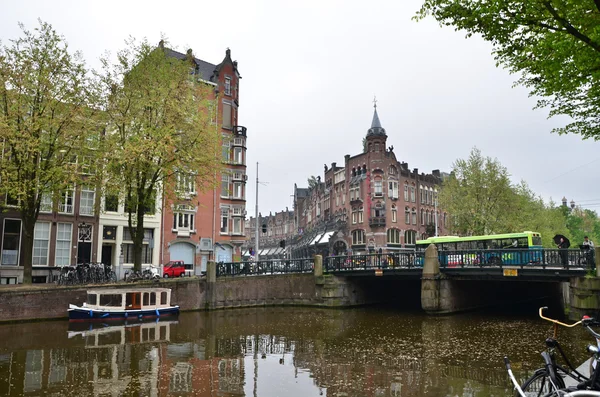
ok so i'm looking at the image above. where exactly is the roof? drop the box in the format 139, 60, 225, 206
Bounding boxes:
367, 107, 386, 137
87, 288, 172, 294
164, 48, 218, 83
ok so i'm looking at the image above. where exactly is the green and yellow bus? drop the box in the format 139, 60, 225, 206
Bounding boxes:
415, 231, 543, 266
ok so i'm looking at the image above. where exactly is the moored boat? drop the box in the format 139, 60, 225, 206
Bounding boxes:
68, 288, 179, 322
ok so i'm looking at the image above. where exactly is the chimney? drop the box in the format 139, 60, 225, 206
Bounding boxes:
413, 168, 418, 175
332, 162, 336, 169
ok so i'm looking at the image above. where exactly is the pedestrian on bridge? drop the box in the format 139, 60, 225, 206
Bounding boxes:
554, 234, 570, 268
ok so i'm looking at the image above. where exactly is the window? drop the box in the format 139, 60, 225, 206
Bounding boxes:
352, 230, 365, 245
233, 147, 243, 164
233, 218, 242, 234
387, 229, 401, 245
405, 207, 410, 224
58, 189, 74, 214
412, 208, 417, 225
233, 182, 243, 199
420, 185, 424, 204
350, 185, 361, 201
410, 186, 416, 202
222, 140, 230, 162
40, 193, 52, 213
222, 102, 232, 129
221, 174, 230, 197
392, 207, 397, 223
404, 185, 409, 201
224, 76, 232, 96
352, 209, 357, 224
233, 137, 244, 146
358, 207, 364, 223
177, 172, 196, 195
2, 219, 21, 265
122, 228, 154, 264
405, 230, 416, 246
374, 179, 383, 197
55, 223, 72, 266
388, 181, 398, 199
173, 212, 194, 231
220, 208, 229, 234
79, 187, 95, 216
105, 194, 118, 212
32, 222, 50, 266
421, 209, 425, 225
389, 166, 396, 175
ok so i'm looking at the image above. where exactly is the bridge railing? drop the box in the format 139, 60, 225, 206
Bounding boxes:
437, 248, 594, 269
216, 258, 314, 277
325, 252, 421, 272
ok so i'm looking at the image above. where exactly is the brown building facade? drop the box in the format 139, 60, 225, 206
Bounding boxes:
159, 47, 247, 272
292, 105, 448, 258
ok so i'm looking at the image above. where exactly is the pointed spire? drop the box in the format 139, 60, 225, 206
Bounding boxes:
367, 96, 386, 137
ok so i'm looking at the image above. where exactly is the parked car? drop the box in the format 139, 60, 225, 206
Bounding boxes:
163, 261, 186, 278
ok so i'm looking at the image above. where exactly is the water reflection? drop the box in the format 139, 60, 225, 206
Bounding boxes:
0, 306, 593, 396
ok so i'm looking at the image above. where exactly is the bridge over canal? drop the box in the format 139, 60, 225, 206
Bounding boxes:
215, 245, 600, 318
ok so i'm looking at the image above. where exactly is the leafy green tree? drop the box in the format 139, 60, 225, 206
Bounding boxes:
440, 147, 568, 244
98, 38, 220, 272
415, 1, 600, 140
0, 21, 99, 284
439, 147, 514, 235
307, 175, 319, 190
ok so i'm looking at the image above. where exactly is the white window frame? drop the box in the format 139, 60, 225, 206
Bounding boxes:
221, 174, 230, 198
1, 218, 21, 265
352, 230, 365, 245
177, 172, 196, 195
79, 187, 95, 216
374, 180, 383, 197
58, 188, 74, 214
55, 223, 72, 266
233, 182, 243, 199
233, 217, 242, 235
387, 229, 401, 245
40, 193, 53, 213
233, 147, 243, 165
220, 208, 229, 234
32, 222, 50, 266
388, 181, 398, 200
224, 76, 232, 96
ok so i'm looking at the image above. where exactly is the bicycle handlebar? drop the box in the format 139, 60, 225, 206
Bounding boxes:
539, 307, 583, 328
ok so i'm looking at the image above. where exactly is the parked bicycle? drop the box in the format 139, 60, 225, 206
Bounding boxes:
508, 307, 600, 396
57, 262, 116, 285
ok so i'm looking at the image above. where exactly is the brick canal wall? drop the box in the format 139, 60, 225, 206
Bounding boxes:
0, 274, 322, 323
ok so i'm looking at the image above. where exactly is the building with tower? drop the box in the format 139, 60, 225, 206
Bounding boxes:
291, 102, 447, 258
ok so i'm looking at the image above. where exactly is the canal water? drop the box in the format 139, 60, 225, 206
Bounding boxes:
0, 303, 593, 396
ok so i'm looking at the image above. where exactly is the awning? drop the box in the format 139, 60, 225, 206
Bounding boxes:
318, 231, 335, 245
241, 250, 249, 256
309, 234, 324, 246
275, 247, 284, 255
258, 249, 267, 256
265, 248, 275, 256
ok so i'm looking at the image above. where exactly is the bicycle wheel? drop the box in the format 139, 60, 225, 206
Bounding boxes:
518, 367, 566, 397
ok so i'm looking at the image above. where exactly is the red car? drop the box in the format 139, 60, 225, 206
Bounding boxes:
163, 261, 186, 278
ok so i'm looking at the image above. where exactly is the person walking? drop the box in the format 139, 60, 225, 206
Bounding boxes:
554, 234, 570, 268
583, 236, 595, 270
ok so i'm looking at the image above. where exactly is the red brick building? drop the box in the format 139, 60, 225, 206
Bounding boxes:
160, 47, 248, 272
292, 105, 448, 258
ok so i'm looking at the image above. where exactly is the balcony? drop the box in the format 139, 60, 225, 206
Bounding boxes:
349, 197, 363, 205
233, 125, 247, 137
369, 216, 386, 227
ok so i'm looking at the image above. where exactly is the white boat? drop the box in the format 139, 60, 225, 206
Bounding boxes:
68, 288, 179, 322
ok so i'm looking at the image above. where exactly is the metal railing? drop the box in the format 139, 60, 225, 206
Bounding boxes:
433, 248, 595, 269
216, 258, 314, 277
325, 251, 421, 272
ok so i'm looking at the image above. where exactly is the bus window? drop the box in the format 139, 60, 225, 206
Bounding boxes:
531, 236, 542, 247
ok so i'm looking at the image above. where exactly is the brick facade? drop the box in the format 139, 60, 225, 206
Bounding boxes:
292, 106, 448, 258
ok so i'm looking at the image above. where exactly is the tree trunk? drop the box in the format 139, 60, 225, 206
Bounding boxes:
133, 202, 145, 273
20, 216, 35, 285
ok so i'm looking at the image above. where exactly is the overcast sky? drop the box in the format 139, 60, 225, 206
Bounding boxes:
2, 0, 600, 216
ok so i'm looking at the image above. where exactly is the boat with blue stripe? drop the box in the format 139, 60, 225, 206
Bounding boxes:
68, 288, 179, 322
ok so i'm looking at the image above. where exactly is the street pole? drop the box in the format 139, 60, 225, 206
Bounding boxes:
255, 162, 260, 262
